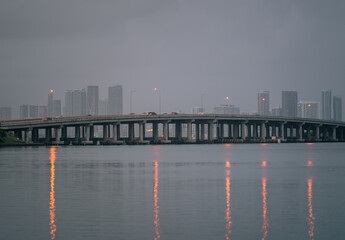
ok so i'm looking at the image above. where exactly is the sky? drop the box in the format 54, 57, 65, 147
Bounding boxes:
1, 0, 345, 118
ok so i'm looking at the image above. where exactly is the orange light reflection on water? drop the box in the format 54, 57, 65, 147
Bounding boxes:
261, 161, 267, 168
49, 147, 57, 239
153, 161, 160, 240
225, 161, 232, 240
307, 178, 315, 239
261, 177, 268, 240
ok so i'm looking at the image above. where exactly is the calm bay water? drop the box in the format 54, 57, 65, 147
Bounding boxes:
0, 143, 345, 240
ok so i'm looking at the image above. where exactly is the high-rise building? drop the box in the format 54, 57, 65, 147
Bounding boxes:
47, 90, 54, 117
87, 86, 99, 115
108, 85, 123, 115
213, 104, 240, 114
282, 91, 298, 118
53, 100, 61, 117
64, 89, 86, 116
29, 105, 38, 118
37, 106, 47, 117
258, 91, 270, 115
20, 104, 29, 118
322, 90, 332, 120
333, 96, 342, 121
0, 107, 12, 120
64, 90, 74, 116
297, 101, 319, 119
98, 99, 108, 115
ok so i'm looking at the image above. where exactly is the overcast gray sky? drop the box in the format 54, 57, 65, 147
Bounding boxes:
1, 0, 345, 117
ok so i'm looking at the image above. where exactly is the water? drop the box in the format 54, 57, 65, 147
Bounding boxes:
1, 143, 345, 240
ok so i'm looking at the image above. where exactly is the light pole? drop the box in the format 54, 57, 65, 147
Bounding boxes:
130, 90, 136, 113
154, 88, 161, 114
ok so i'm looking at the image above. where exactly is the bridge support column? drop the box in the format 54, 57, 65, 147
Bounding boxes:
31, 128, 39, 143
82, 125, 93, 145
340, 128, 344, 141
253, 124, 257, 139
332, 127, 337, 141
241, 123, 246, 140
200, 123, 205, 141
62, 127, 68, 144
298, 125, 303, 141
228, 123, 232, 139
52, 127, 64, 145
261, 123, 266, 140
162, 122, 170, 143
195, 123, 200, 142
186, 122, 192, 143
103, 124, 109, 140
153, 122, 159, 143
280, 123, 285, 141
45, 128, 52, 144
290, 126, 294, 139
73, 126, 80, 144
175, 122, 182, 142
233, 123, 239, 139
139, 122, 144, 142
271, 124, 276, 138
128, 123, 134, 142
208, 122, 214, 142
316, 126, 320, 140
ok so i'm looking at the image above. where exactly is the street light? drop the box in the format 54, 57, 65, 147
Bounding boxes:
154, 88, 161, 114
130, 90, 136, 113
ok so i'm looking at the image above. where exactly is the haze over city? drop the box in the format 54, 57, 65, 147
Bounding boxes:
1, 0, 345, 118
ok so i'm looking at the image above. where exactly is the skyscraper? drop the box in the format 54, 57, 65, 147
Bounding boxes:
29, 105, 38, 118
0, 107, 11, 120
20, 104, 29, 118
333, 96, 342, 121
64, 89, 86, 116
282, 91, 298, 118
47, 90, 54, 117
108, 85, 123, 115
53, 100, 61, 117
258, 91, 270, 115
297, 101, 319, 119
87, 86, 99, 115
322, 90, 332, 120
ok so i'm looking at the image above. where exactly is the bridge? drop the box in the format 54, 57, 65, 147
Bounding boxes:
1, 114, 345, 145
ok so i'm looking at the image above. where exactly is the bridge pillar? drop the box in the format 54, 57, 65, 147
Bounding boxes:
306, 126, 311, 140
139, 122, 144, 142
45, 128, 52, 144
332, 127, 337, 141
81, 125, 93, 145
175, 122, 182, 142
153, 122, 159, 143
340, 128, 344, 141
103, 124, 109, 140
112, 123, 119, 141
246, 124, 251, 139
200, 123, 205, 141
298, 125, 303, 141
233, 123, 239, 139
62, 127, 68, 144
31, 128, 39, 143
316, 126, 320, 140
280, 123, 285, 141
241, 123, 246, 140
290, 126, 294, 139
253, 124, 257, 139
128, 123, 134, 142
52, 127, 64, 145
228, 123, 232, 139
187, 122, 192, 142
195, 123, 200, 142
271, 124, 276, 138
74, 126, 80, 144
208, 121, 214, 142
261, 123, 266, 139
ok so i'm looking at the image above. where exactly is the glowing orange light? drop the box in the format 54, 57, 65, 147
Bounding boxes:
306, 143, 313, 146
260, 143, 268, 146
261, 161, 267, 168
49, 147, 57, 240
262, 177, 268, 240
308, 104, 311, 107
226, 97, 230, 100
50, 90, 54, 93
154, 88, 158, 91
225, 165, 231, 240
224, 143, 232, 148
307, 161, 313, 167
153, 161, 160, 240
262, 98, 265, 101
307, 178, 315, 239
225, 161, 231, 168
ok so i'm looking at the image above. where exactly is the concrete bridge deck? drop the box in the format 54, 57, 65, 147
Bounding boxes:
1, 114, 345, 145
